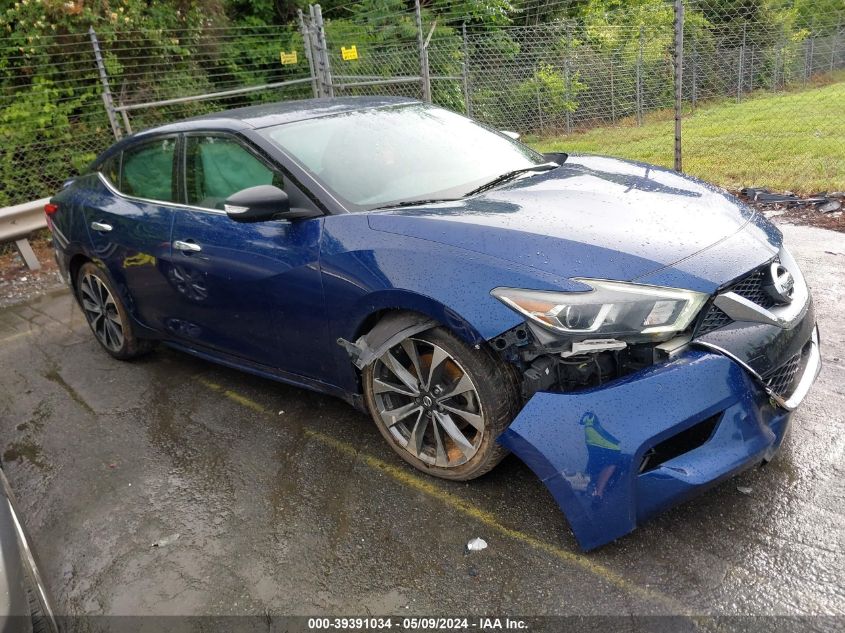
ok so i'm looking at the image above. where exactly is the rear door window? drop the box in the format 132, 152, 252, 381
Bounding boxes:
120, 137, 177, 202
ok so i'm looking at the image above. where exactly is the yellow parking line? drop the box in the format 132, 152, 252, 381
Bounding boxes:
196, 377, 695, 616
0, 330, 36, 344
199, 378, 267, 414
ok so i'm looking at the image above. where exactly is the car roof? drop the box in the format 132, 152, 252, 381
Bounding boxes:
93, 96, 417, 166
141, 95, 415, 134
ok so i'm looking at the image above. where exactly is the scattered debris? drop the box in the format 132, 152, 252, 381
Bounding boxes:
151, 533, 180, 548
466, 537, 488, 552
736, 486, 753, 495
740, 188, 828, 206
0, 233, 63, 309
738, 188, 845, 234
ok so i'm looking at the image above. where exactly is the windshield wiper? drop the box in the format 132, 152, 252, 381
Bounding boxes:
374, 198, 459, 210
464, 162, 560, 197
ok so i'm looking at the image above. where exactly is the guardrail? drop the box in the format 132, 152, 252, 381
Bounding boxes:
0, 197, 50, 270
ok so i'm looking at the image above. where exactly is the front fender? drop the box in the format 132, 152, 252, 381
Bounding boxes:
321, 214, 566, 392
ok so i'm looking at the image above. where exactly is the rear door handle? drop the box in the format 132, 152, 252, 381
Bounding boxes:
90, 221, 113, 232
173, 239, 202, 253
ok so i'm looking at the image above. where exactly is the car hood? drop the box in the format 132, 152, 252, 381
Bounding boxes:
367, 155, 780, 292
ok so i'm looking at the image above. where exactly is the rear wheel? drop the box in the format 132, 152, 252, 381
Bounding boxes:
363, 326, 519, 481
76, 262, 153, 360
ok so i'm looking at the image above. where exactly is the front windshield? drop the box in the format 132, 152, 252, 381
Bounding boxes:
260, 104, 546, 209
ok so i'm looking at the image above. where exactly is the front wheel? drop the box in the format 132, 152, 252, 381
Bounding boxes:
363, 326, 519, 481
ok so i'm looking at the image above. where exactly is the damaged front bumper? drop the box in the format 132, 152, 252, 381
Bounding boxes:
498, 326, 820, 551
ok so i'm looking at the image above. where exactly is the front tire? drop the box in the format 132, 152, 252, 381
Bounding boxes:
363, 326, 519, 481
76, 262, 153, 360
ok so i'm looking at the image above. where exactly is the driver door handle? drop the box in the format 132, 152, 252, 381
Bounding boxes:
90, 221, 113, 232
173, 239, 202, 253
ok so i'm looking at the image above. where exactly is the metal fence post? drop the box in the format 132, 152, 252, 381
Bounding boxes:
414, 0, 432, 102
748, 46, 755, 92
307, 5, 323, 97
807, 18, 816, 82
536, 84, 544, 135
737, 21, 746, 103
610, 56, 616, 123
88, 27, 123, 140
298, 9, 319, 98
636, 27, 644, 126
564, 21, 572, 134
461, 23, 472, 116
673, 0, 684, 172
312, 4, 333, 98
804, 30, 813, 85
832, 18, 841, 73
691, 31, 698, 111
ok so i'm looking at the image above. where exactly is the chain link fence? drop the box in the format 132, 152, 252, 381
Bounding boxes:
1, 0, 843, 209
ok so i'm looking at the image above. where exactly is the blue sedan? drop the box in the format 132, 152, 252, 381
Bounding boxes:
47, 97, 820, 550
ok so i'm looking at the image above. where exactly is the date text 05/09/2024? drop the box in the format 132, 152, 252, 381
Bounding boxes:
307, 617, 529, 630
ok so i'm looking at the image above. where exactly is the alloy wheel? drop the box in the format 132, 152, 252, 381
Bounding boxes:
371, 338, 485, 468
79, 273, 124, 352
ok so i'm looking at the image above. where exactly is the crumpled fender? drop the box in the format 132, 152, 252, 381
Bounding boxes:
338, 312, 437, 369
498, 351, 791, 551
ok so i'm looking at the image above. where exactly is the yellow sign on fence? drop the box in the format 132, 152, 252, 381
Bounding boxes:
341, 45, 359, 61
279, 51, 298, 65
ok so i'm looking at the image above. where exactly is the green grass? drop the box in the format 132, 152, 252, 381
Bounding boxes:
530, 80, 845, 194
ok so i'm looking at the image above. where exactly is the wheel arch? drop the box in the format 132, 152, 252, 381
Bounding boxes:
68, 252, 93, 295
345, 289, 489, 350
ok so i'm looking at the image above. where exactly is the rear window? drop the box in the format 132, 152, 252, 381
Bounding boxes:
119, 137, 177, 202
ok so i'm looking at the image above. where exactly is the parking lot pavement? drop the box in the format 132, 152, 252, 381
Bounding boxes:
0, 223, 843, 624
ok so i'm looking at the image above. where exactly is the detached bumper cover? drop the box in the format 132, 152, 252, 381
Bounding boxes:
498, 341, 820, 551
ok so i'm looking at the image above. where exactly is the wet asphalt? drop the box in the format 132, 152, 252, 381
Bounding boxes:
0, 223, 843, 626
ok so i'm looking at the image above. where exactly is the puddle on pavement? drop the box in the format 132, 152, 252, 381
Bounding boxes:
3, 438, 48, 469
43, 367, 95, 415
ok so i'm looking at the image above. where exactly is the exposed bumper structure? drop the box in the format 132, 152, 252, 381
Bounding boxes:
498, 331, 820, 551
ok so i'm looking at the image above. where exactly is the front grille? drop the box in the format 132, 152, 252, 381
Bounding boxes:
694, 259, 779, 336
696, 304, 733, 335
763, 352, 803, 398
725, 266, 777, 309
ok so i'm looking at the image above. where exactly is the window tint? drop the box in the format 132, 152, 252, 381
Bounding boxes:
185, 136, 282, 210
121, 138, 177, 202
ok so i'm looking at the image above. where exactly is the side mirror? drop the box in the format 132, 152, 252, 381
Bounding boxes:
500, 130, 521, 141
543, 151, 568, 166
224, 185, 290, 222
224, 185, 323, 223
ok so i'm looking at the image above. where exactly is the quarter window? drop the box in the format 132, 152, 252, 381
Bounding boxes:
185, 136, 282, 210
120, 137, 177, 202
99, 154, 120, 188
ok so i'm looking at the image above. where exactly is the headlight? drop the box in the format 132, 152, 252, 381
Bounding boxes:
491, 279, 708, 337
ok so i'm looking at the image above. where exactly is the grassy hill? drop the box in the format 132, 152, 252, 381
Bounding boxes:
531, 80, 845, 194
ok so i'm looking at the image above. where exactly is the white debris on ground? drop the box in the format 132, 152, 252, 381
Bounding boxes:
151, 533, 181, 548
466, 537, 488, 552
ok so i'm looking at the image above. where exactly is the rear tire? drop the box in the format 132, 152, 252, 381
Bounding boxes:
76, 262, 154, 360
363, 326, 520, 481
